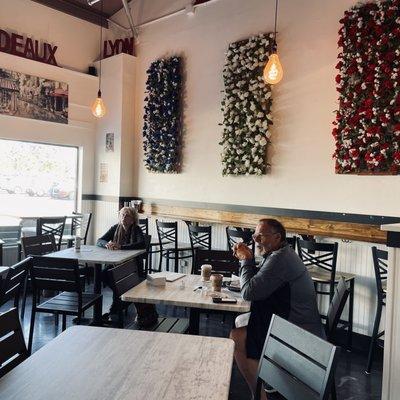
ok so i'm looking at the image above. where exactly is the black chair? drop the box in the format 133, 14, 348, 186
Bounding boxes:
28, 256, 103, 353
0, 239, 3, 265
0, 224, 22, 261
156, 220, 192, 273
297, 238, 355, 350
36, 217, 66, 250
325, 277, 351, 342
194, 249, 239, 277
64, 212, 92, 247
365, 246, 387, 374
255, 314, 340, 400
188, 224, 212, 261
0, 258, 31, 313
107, 259, 141, 328
286, 236, 296, 251
20, 234, 57, 319
226, 227, 255, 253
139, 217, 162, 273
139, 218, 149, 235
0, 308, 29, 378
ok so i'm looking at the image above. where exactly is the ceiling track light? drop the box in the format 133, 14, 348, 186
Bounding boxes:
87, 0, 101, 5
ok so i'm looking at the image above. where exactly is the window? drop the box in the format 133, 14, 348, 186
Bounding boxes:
0, 139, 78, 223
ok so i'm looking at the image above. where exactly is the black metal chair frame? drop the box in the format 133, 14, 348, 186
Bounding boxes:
188, 224, 212, 267
0, 258, 30, 314
365, 246, 387, 374
193, 249, 239, 277
156, 220, 192, 273
28, 256, 102, 353
20, 234, 58, 320
255, 314, 340, 400
226, 227, 255, 253
0, 308, 29, 378
65, 212, 92, 247
106, 259, 141, 328
36, 217, 66, 250
297, 238, 355, 351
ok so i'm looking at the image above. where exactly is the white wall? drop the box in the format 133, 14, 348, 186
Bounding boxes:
0, 0, 103, 73
121, 0, 400, 217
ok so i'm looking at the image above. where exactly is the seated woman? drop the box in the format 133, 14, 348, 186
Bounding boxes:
97, 206, 158, 327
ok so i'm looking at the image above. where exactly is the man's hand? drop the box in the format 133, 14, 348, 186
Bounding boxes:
233, 242, 253, 261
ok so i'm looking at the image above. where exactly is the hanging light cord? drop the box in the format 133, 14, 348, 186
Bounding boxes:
272, 0, 279, 52
98, 0, 103, 95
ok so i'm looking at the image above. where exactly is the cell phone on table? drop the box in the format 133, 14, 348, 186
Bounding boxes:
212, 297, 237, 304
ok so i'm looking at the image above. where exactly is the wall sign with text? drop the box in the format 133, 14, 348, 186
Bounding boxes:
103, 37, 134, 59
0, 29, 58, 66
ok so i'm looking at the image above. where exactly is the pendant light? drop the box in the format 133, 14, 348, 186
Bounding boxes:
91, 0, 106, 118
263, 0, 283, 85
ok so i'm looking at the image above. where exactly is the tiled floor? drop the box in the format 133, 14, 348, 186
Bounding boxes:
2, 287, 383, 400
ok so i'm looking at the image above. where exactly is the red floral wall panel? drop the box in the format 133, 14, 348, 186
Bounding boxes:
333, 0, 400, 174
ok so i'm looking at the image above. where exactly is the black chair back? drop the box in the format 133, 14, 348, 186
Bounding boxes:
371, 246, 387, 300
0, 308, 29, 378
36, 217, 66, 250
71, 212, 92, 244
256, 314, 339, 400
188, 225, 212, 251
194, 249, 239, 277
0, 224, 22, 248
30, 256, 81, 297
21, 234, 56, 257
156, 220, 178, 249
139, 218, 149, 235
325, 277, 350, 341
226, 227, 255, 253
107, 260, 141, 298
0, 258, 31, 309
297, 238, 338, 300
286, 236, 296, 251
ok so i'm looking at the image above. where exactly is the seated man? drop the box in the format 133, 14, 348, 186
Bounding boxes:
230, 218, 324, 399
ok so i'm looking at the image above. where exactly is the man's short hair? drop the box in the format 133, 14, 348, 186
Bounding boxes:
259, 218, 286, 242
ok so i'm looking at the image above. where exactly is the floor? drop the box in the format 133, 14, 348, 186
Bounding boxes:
2, 287, 383, 400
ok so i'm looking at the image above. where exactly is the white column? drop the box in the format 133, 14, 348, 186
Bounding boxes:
380, 223, 400, 400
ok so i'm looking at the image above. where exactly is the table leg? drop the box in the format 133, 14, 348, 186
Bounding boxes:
189, 308, 200, 335
92, 263, 103, 325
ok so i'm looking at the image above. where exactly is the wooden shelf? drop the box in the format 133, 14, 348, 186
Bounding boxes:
141, 203, 386, 244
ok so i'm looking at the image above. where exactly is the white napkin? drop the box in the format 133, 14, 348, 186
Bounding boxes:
230, 274, 240, 288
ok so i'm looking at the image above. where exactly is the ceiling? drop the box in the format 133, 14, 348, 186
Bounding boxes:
30, 0, 212, 28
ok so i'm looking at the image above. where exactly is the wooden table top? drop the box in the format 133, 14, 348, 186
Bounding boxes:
122, 274, 251, 313
0, 326, 234, 400
47, 245, 145, 265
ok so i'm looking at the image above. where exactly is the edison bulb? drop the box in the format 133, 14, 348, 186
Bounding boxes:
91, 96, 106, 118
263, 53, 283, 85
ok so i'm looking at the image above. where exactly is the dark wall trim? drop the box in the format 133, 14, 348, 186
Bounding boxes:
82, 194, 400, 226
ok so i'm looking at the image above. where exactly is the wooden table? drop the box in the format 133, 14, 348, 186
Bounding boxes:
47, 246, 146, 322
122, 274, 250, 334
0, 326, 234, 400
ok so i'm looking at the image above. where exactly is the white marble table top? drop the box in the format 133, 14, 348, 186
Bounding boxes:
381, 223, 400, 232
122, 274, 251, 313
46, 245, 145, 264
0, 326, 234, 400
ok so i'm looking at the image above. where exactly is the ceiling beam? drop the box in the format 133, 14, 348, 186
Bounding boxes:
31, 0, 109, 28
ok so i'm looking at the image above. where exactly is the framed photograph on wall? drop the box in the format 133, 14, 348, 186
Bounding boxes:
0, 67, 68, 124
105, 132, 114, 152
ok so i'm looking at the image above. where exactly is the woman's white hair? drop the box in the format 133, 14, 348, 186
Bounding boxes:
119, 206, 138, 226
